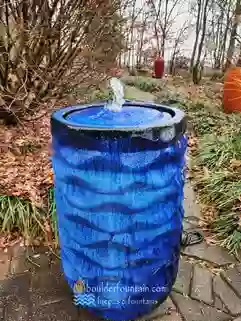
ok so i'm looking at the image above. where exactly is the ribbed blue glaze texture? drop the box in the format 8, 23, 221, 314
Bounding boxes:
51, 118, 187, 321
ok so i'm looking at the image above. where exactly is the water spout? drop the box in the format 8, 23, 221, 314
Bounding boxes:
105, 77, 125, 112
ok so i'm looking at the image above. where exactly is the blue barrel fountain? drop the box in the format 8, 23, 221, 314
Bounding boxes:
51, 79, 187, 321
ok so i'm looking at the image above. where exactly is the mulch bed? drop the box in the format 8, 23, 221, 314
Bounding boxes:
0, 111, 53, 207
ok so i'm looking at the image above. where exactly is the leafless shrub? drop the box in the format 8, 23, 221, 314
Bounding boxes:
0, 0, 125, 122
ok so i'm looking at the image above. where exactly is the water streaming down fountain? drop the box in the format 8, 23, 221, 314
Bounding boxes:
51, 78, 187, 321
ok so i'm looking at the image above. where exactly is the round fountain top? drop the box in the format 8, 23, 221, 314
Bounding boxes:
52, 101, 185, 133
65, 106, 165, 129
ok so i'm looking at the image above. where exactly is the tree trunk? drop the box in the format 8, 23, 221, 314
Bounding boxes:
190, 0, 203, 70
193, 0, 209, 84
152, 0, 162, 56
161, 0, 169, 57
225, 0, 241, 70
212, 8, 223, 69
161, 34, 166, 57
170, 47, 179, 75
221, 2, 232, 69
236, 43, 241, 66
127, 0, 137, 67
137, 15, 147, 66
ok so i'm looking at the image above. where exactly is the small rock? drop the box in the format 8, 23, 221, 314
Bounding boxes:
191, 265, 213, 305
173, 257, 193, 295
213, 275, 241, 316
183, 242, 236, 266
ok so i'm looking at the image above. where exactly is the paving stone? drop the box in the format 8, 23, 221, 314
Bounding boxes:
0, 300, 4, 321
0, 274, 31, 321
78, 308, 103, 321
171, 292, 230, 321
222, 265, 241, 298
173, 257, 193, 295
10, 244, 50, 258
214, 295, 229, 313
153, 312, 183, 321
10, 257, 33, 275
0, 273, 31, 299
184, 183, 201, 218
191, 265, 213, 305
9, 243, 27, 258
183, 221, 194, 230
0, 251, 11, 281
182, 219, 201, 232
30, 258, 70, 306
10, 251, 50, 275
236, 264, 241, 274
213, 275, 241, 316
4, 296, 30, 321
141, 297, 176, 320
183, 242, 236, 266
32, 300, 79, 321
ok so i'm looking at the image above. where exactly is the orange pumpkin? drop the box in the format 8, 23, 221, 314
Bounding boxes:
223, 66, 241, 113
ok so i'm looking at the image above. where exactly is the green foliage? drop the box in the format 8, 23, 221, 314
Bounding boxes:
198, 133, 241, 169
88, 89, 113, 102
194, 130, 241, 254
199, 171, 241, 210
0, 188, 57, 244
179, 96, 241, 254
182, 101, 241, 136
0, 195, 43, 239
47, 188, 58, 245
122, 76, 164, 93
87, 87, 138, 103
211, 213, 241, 255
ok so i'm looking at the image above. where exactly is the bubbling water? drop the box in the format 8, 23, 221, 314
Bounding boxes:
105, 77, 125, 112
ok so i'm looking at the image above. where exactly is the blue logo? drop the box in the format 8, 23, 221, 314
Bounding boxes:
74, 293, 96, 307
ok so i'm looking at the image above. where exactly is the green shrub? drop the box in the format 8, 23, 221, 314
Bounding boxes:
88, 89, 113, 102
211, 213, 241, 255
0, 188, 57, 245
122, 76, 164, 93
194, 130, 241, 254
198, 133, 241, 169
198, 171, 241, 210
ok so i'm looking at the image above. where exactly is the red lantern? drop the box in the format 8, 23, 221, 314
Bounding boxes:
154, 56, 164, 79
